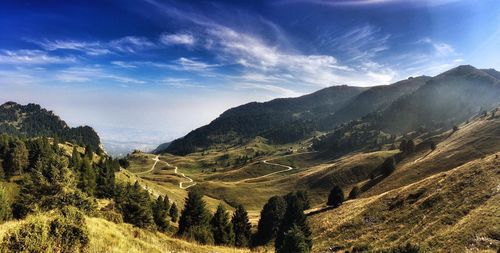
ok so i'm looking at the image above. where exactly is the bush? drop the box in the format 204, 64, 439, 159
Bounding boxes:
49, 206, 89, 252
348, 186, 360, 200
98, 210, 124, 223
0, 207, 89, 253
327, 185, 344, 207
0, 218, 53, 252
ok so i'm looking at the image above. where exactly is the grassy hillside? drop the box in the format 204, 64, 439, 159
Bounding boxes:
0, 213, 254, 253
308, 152, 500, 252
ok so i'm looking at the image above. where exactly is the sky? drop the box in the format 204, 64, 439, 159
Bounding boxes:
0, 0, 499, 152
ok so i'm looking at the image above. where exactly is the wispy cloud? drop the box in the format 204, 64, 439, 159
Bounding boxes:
418, 37, 455, 56
275, 0, 462, 7
109, 36, 156, 53
29, 39, 111, 56
0, 50, 76, 64
160, 33, 196, 46
55, 66, 146, 84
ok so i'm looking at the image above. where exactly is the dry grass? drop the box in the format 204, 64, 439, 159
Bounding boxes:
308, 153, 500, 252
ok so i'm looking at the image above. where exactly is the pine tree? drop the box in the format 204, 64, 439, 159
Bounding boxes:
210, 204, 234, 246
177, 191, 210, 239
406, 139, 415, 153
70, 146, 81, 169
5, 139, 29, 177
275, 194, 312, 252
12, 154, 95, 218
170, 202, 179, 222
96, 158, 115, 198
277, 225, 310, 253
79, 158, 97, 196
115, 182, 154, 228
153, 195, 169, 231
327, 185, 344, 207
399, 139, 407, 152
255, 195, 286, 245
231, 204, 251, 247
348, 186, 360, 199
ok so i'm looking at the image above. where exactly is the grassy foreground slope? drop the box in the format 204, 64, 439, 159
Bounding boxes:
309, 153, 500, 252
0, 213, 252, 253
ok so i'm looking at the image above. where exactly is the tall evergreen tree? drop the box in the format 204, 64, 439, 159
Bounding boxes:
210, 204, 234, 246
327, 185, 344, 207
96, 159, 115, 198
231, 204, 251, 247
177, 191, 210, 238
255, 195, 286, 245
78, 158, 97, 196
69, 146, 81, 169
115, 182, 154, 228
170, 202, 179, 222
0, 186, 11, 222
4, 139, 29, 177
275, 194, 312, 252
152, 195, 170, 231
277, 225, 310, 253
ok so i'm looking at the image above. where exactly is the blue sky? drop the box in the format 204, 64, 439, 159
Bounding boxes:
1, 0, 499, 151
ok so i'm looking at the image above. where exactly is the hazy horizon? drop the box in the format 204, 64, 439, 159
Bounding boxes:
1, 0, 499, 153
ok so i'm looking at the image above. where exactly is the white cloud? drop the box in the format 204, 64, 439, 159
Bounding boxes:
0, 50, 76, 64
30, 39, 111, 56
160, 33, 195, 45
418, 37, 455, 56
109, 36, 155, 53
111, 61, 137, 68
55, 66, 145, 84
175, 57, 220, 71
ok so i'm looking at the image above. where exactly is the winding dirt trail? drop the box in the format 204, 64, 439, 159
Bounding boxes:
163, 161, 197, 189
238, 159, 294, 183
134, 155, 160, 175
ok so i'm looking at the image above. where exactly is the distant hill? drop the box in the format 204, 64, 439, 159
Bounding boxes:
379, 65, 500, 133
0, 102, 101, 150
157, 65, 500, 155
161, 85, 366, 155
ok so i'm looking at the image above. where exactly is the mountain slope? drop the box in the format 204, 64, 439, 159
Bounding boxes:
162, 85, 366, 155
309, 152, 500, 252
379, 65, 500, 133
0, 102, 101, 150
319, 75, 431, 128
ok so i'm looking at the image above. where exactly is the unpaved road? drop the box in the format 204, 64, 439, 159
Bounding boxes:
133, 155, 196, 189
238, 160, 294, 183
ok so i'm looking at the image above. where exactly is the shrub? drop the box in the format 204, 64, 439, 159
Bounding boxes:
348, 186, 360, 200
0, 186, 11, 222
98, 210, 124, 223
277, 225, 310, 253
186, 226, 214, 245
327, 185, 344, 207
0, 207, 90, 253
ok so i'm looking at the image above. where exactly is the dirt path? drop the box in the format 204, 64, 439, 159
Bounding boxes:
134, 155, 160, 175
162, 161, 197, 189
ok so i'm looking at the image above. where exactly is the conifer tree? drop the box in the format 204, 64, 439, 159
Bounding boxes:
70, 146, 81, 169
115, 182, 154, 228
170, 202, 179, 222
177, 191, 210, 238
275, 194, 312, 252
96, 159, 115, 198
79, 158, 97, 196
153, 195, 169, 231
277, 225, 310, 253
327, 185, 344, 207
5, 139, 29, 177
231, 204, 251, 247
210, 204, 234, 246
0, 186, 11, 222
255, 195, 286, 245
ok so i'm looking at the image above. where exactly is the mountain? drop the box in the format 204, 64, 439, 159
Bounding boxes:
158, 65, 498, 156
161, 85, 366, 155
0, 101, 101, 150
318, 75, 431, 128
379, 65, 500, 134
